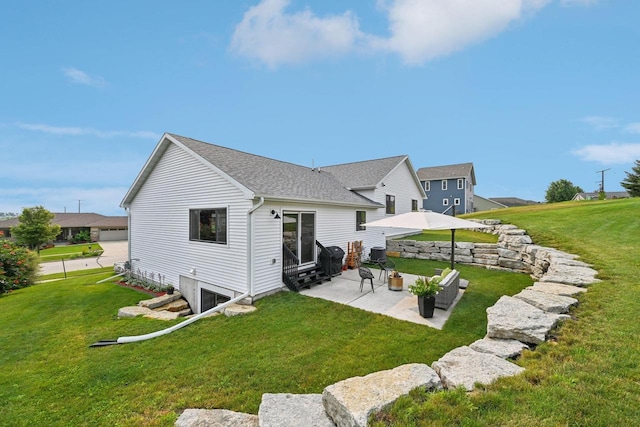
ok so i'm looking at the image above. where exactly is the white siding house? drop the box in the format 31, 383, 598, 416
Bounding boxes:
121, 133, 426, 313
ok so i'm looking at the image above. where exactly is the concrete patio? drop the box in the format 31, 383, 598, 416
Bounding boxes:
299, 267, 467, 329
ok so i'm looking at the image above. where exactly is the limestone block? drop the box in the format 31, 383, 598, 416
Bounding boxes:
469, 337, 529, 359
400, 252, 416, 259
473, 257, 499, 266
527, 282, 588, 297
456, 242, 474, 250
118, 306, 153, 318
156, 299, 189, 312
138, 292, 183, 309
415, 241, 435, 248
258, 394, 334, 427
323, 363, 441, 427
487, 296, 567, 344
175, 408, 258, 427
513, 289, 578, 314
498, 259, 526, 270
143, 310, 183, 321
431, 346, 524, 391
224, 304, 257, 317
497, 248, 520, 260
540, 264, 600, 287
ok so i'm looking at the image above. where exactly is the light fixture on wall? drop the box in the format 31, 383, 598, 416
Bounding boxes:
189, 268, 196, 275
271, 209, 281, 219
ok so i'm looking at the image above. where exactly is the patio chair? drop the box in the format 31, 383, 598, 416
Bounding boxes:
358, 266, 375, 293
377, 258, 395, 283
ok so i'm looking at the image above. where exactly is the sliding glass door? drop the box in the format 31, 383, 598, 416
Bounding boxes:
283, 211, 316, 266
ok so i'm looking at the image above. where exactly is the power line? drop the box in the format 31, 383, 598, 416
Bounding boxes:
596, 169, 610, 192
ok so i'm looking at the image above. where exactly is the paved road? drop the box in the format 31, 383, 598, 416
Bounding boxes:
39, 240, 129, 275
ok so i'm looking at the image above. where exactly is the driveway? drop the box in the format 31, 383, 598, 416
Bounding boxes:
39, 240, 128, 275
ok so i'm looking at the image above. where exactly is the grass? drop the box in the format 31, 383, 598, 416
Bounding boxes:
39, 243, 104, 262
398, 229, 499, 244
2, 198, 639, 426
1, 259, 530, 425
372, 197, 640, 426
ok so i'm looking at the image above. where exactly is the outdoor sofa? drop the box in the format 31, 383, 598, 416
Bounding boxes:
434, 269, 460, 310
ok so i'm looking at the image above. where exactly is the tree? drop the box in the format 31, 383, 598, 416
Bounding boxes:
10, 206, 61, 252
621, 160, 640, 197
545, 179, 584, 203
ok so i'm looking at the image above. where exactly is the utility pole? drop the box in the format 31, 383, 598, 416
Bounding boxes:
596, 169, 610, 192
77, 200, 82, 213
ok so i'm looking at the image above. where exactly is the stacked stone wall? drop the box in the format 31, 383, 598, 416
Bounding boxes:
386, 220, 552, 278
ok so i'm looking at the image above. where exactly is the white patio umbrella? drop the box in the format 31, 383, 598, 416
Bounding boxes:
362, 211, 488, 270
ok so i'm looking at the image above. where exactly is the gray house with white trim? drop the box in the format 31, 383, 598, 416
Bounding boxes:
416, 163, 476, 214
121, 133, 425, 313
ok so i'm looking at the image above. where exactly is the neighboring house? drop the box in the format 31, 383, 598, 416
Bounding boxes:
473, 195, 508, 212
416, 163, 475, 214
0, 213, 128, 242
487, 197, 540, 208
572, 191, 630, 201
120, 133, 426, 313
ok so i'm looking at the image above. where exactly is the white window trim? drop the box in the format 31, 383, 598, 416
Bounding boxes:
441, 180, 447, 191
424, 181, 430, 192
442, 198, 449, 206
454, 198, 461, 206
457, 178, 464, 190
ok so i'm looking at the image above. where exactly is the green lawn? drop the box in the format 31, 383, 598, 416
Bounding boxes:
398, 229, 499, 244
373, 198, 640, 426
2, 198, 638, 426
39, 243, 104, 262
1, 259, 529, 425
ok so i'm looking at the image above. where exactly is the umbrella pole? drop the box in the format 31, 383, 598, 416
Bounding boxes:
450, 229, 455, 270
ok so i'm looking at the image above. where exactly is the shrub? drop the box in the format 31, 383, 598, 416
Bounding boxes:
0, 241, 39, 293
71, 230, 91, 244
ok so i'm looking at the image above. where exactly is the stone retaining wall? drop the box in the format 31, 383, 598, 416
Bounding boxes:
387, 220, 565, 279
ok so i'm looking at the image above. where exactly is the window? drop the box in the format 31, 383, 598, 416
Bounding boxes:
457, 178, 464, 190
441, 180, 447, 191
454, 198, 461, 206
386, 195, 396, 214
356, 211, 366, 231
424, 181, 430, 192
411, 199, 418, 212
442, 198, 449, 206
201, 289, 230, 312
189, 208, 227, 244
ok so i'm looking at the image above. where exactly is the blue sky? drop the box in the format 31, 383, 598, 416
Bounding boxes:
2, 0, 639, 216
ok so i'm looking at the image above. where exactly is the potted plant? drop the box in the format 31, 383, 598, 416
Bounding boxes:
408, 276, 440, 318
166, 284, 175, 295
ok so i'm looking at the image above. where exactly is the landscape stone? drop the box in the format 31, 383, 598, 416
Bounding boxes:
431, 346, 524, 391
138, 292, 183, 309
527, 282, 588, 297
144, 310, 183, 321
118, 306, 153, 318
540, 264, 601, 286
469, 337, 529, 359
323, 363, 441, 427
175, 408, 258, 427
224, 304, 257, 317
513, 289, 578, 314
258, 394, 334, 427
156, 299, 190, 312
486, 296, 567, 344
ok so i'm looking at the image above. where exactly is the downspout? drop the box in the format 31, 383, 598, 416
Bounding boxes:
247, 197, 265, 297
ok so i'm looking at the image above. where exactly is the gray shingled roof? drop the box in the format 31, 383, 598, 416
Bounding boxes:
416, 162, 475, 185
320, 156, 409, 190
170, 134, 383, 207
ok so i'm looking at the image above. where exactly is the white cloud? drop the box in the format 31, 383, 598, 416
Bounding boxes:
15, 122, 159, 140
573, 142, 640, 164
230, 0, 365, 68
375, 0, 551, 64
62, 67, 108, 88
581, 116, 620, 130
624, 123, 640, 134
231, 0, 554, 67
